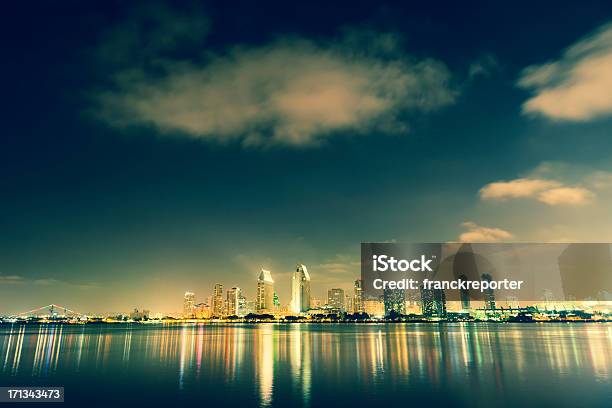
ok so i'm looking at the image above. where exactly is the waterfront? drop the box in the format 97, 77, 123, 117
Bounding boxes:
1, 323, 611, 407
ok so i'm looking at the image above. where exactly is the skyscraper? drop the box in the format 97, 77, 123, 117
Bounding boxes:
183, 291, 195, 318
327, 288, 345, 312
482, 273, 496, 310
458, 274, 471, 310
290, 264, 311, 313
383, 288, 405, 316
420, 286, 446, 317
213, 283, 224, 317
345, 295, 354, 314
353, 279, 363, 313
226, 287, 241, 316
433, 289, 447, 316
237, 292, 247, 317
257, 269, 275, 313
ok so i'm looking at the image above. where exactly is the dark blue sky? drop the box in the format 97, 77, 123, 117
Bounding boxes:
2, 0, 612, 314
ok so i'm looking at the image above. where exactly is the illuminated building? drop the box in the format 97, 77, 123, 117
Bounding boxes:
383, 288, 405, 316
482, 273, 496, 310
353, 279, 363, 313
246, 300, 258, 315
421, 286, 446, 317
130, 308, 150, 320
183, 291, 195, 318
327, 288, 345, 312
363, 299, 385, 318
194, 303, 211, 319
345, 295, 353, 314
237, 293, 247, 317
213, 283, 224, 317
458, 274, 471, 310
226, 287, 241, 316
257, 269, 275, 313
290, 264, 311, 313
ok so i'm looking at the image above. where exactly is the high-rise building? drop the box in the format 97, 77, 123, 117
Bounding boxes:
345, 295, 354, 314
353, 279, 363, 313
453, 243, 478, 309
458, 274, 471, 310
290, 264, 311, 313
327, 288, 345, 312
383, 288, 405, 316
257, 269, 275, 313
421, 286, 446, 317
363, 299, 385, 318
482, 273, 496, 310
226, 287, 241, 316
433, 289, 447, 316
246, 300, 258, 315
183, 291, 195, 318
213, 283, 224, 317
237, 292, 247, 317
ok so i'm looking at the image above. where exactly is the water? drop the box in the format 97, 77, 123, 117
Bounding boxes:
0, 323, 610, 407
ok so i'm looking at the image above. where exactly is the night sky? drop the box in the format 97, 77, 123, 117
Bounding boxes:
2, 0, 612, 314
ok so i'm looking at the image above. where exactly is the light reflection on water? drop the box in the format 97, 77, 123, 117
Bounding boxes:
0, 323, 610, 407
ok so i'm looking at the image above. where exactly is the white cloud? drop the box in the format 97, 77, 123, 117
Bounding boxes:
458, 221, 514, 243
537, 187, 594, 206
478, 162, 612, 206
95, 14, 456, 147
519, 22, 612, 121
475, 162, 612, 243
480, 177, 595, 206
479, 178, 561, 200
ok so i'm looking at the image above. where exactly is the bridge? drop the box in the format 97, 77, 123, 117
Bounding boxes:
15, 304, 83, 318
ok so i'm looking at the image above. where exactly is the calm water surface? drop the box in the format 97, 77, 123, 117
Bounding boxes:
0, 323, 610, 407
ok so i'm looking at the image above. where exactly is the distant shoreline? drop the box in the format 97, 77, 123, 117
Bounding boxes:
1, 320, 610, 325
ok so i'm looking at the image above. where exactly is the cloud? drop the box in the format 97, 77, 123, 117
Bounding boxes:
0, 274, 99, 289
587, 170, 612, 189
537, 187, 594, 206
479, 178, 561, 200
458, 221, 514, 243
480, 177, 595, 206
316, 260, 360, 275
518, 22, 612, 121
476, 162, 612, 243
479, 162, 612, 206
94, 8, 456, 147
0, 274, 25, 284
468, 54, 500, 79
309, 254, 360, 290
